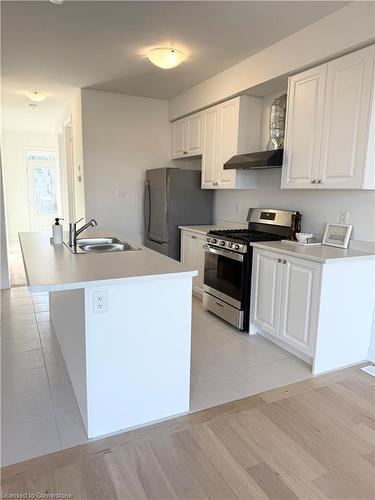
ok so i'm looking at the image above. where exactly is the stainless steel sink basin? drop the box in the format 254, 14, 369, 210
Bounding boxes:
67, 237, 140, 253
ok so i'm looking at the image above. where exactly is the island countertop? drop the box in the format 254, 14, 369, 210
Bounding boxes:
19, 231, 198, 292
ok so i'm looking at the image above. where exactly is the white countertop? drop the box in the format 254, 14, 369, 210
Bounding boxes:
251, 240, 375, 263
19, 231, 198, 292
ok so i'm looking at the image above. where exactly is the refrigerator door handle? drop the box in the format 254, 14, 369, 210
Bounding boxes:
143, 180, 151, 237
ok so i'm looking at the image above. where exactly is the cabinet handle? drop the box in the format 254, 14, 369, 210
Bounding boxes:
277, 258, 282, 263
317, 179, 322, 184
311, 179, 316, 184
183, 151, 188, 155
283, 259, 287, 264
191, 235, 197, 239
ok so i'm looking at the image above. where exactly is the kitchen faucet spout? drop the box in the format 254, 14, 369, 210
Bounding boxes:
69, 218, 98, 250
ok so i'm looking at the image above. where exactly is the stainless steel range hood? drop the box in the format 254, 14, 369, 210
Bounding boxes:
223, 149, 283, 170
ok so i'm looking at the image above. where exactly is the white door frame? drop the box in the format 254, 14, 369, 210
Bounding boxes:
63, 117, 76, 222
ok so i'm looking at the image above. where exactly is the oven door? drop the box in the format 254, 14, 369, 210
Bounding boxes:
203, 246, 247, 309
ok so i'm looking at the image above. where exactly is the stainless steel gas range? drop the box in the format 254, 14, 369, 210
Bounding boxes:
203, 208, 298, 331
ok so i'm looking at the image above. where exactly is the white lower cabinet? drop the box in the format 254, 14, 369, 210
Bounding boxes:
251, 250, 282, 338
180, 229, 206, 296
251, 249, 321, 357
250, 246, 375, 374
278, 256, 320, 356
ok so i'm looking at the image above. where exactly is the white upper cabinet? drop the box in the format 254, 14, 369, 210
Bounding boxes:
216, 98, 239, 188
171, 111, 202, 159
186, 113, 202, 156
281, 65, 327, 189
282, 44, 375, 190
171, 119, 187, 158
201, 106, 219, 188
172, 95, 262, 189
202, 95, 262, 189
319, 46, 375, 189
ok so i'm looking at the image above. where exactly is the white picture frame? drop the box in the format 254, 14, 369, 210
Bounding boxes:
322, 223, 352, 249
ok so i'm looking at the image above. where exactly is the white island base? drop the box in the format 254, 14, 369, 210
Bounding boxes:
50, 277, 192, 439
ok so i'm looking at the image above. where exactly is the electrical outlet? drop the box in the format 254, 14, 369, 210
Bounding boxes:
339, 209, 350, 225
93, 291, 108, 314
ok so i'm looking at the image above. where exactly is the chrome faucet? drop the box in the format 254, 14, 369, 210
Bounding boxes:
69, 218, 98, 250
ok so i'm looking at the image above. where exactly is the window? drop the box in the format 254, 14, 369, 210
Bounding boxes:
32, 167, 57, 214
25, 148, 59, 222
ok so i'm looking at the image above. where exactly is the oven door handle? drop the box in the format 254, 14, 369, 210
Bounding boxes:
204, 245, 244, 262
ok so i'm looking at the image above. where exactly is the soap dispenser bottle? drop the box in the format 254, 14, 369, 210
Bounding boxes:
52, 218, 64, 245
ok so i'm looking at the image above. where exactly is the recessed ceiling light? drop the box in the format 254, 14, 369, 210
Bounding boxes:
146, 48, 185, 69
26, 90, 47, 103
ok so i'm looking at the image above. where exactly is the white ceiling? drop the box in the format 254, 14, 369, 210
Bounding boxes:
2, 1, 349, 133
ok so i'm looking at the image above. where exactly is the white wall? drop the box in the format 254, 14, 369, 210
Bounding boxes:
0, 158, 10, 289
81, 89, 171, 243
57, 90, 86, 223
169, 2, 375, 120
2, 131, 59, 243
214, 172, 375, 245
70, 91, 86, 221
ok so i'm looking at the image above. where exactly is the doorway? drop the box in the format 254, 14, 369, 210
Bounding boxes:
2, 132, 66, 287
26, 149, 60, 231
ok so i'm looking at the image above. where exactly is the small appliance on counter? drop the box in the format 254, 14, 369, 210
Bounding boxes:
203, 208, 299, 331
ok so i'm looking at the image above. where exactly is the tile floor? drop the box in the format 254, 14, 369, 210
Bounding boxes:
8, 242, 27, 287
1, 288, 312, 466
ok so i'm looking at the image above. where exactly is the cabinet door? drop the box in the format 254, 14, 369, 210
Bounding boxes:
251, 250, 283, 338
180, 231, 192, 265
216, 99, 239, 189
181, 231, 205, 296
281, 65, 327, 189
190, 233, 206, 295
279, 256, 321, 356
187, 113, 202, 156
318, 45, 375, 189
171, 120, 187, 159
201, 106, 219, 189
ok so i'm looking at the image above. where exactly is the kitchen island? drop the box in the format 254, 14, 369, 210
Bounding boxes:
19, 231, 197, 438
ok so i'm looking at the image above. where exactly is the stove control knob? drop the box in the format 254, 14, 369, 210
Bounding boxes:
206, 237, 210, 243
234, 244, 240, 250
220, 241, 226, 246
211, 238, 217, 244
227, 242, 233, 248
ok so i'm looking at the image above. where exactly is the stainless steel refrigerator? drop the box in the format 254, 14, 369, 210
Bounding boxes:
144, 168, 213, 260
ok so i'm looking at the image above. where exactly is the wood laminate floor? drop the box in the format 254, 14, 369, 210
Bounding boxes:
1, 364, 374, 500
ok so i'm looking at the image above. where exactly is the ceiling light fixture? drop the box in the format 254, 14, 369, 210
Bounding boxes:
49, 0, 64, 4
26, 90, 47, 103
146, 48, 185, 69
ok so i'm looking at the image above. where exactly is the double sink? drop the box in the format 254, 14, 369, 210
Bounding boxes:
67, 237, 140, 254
